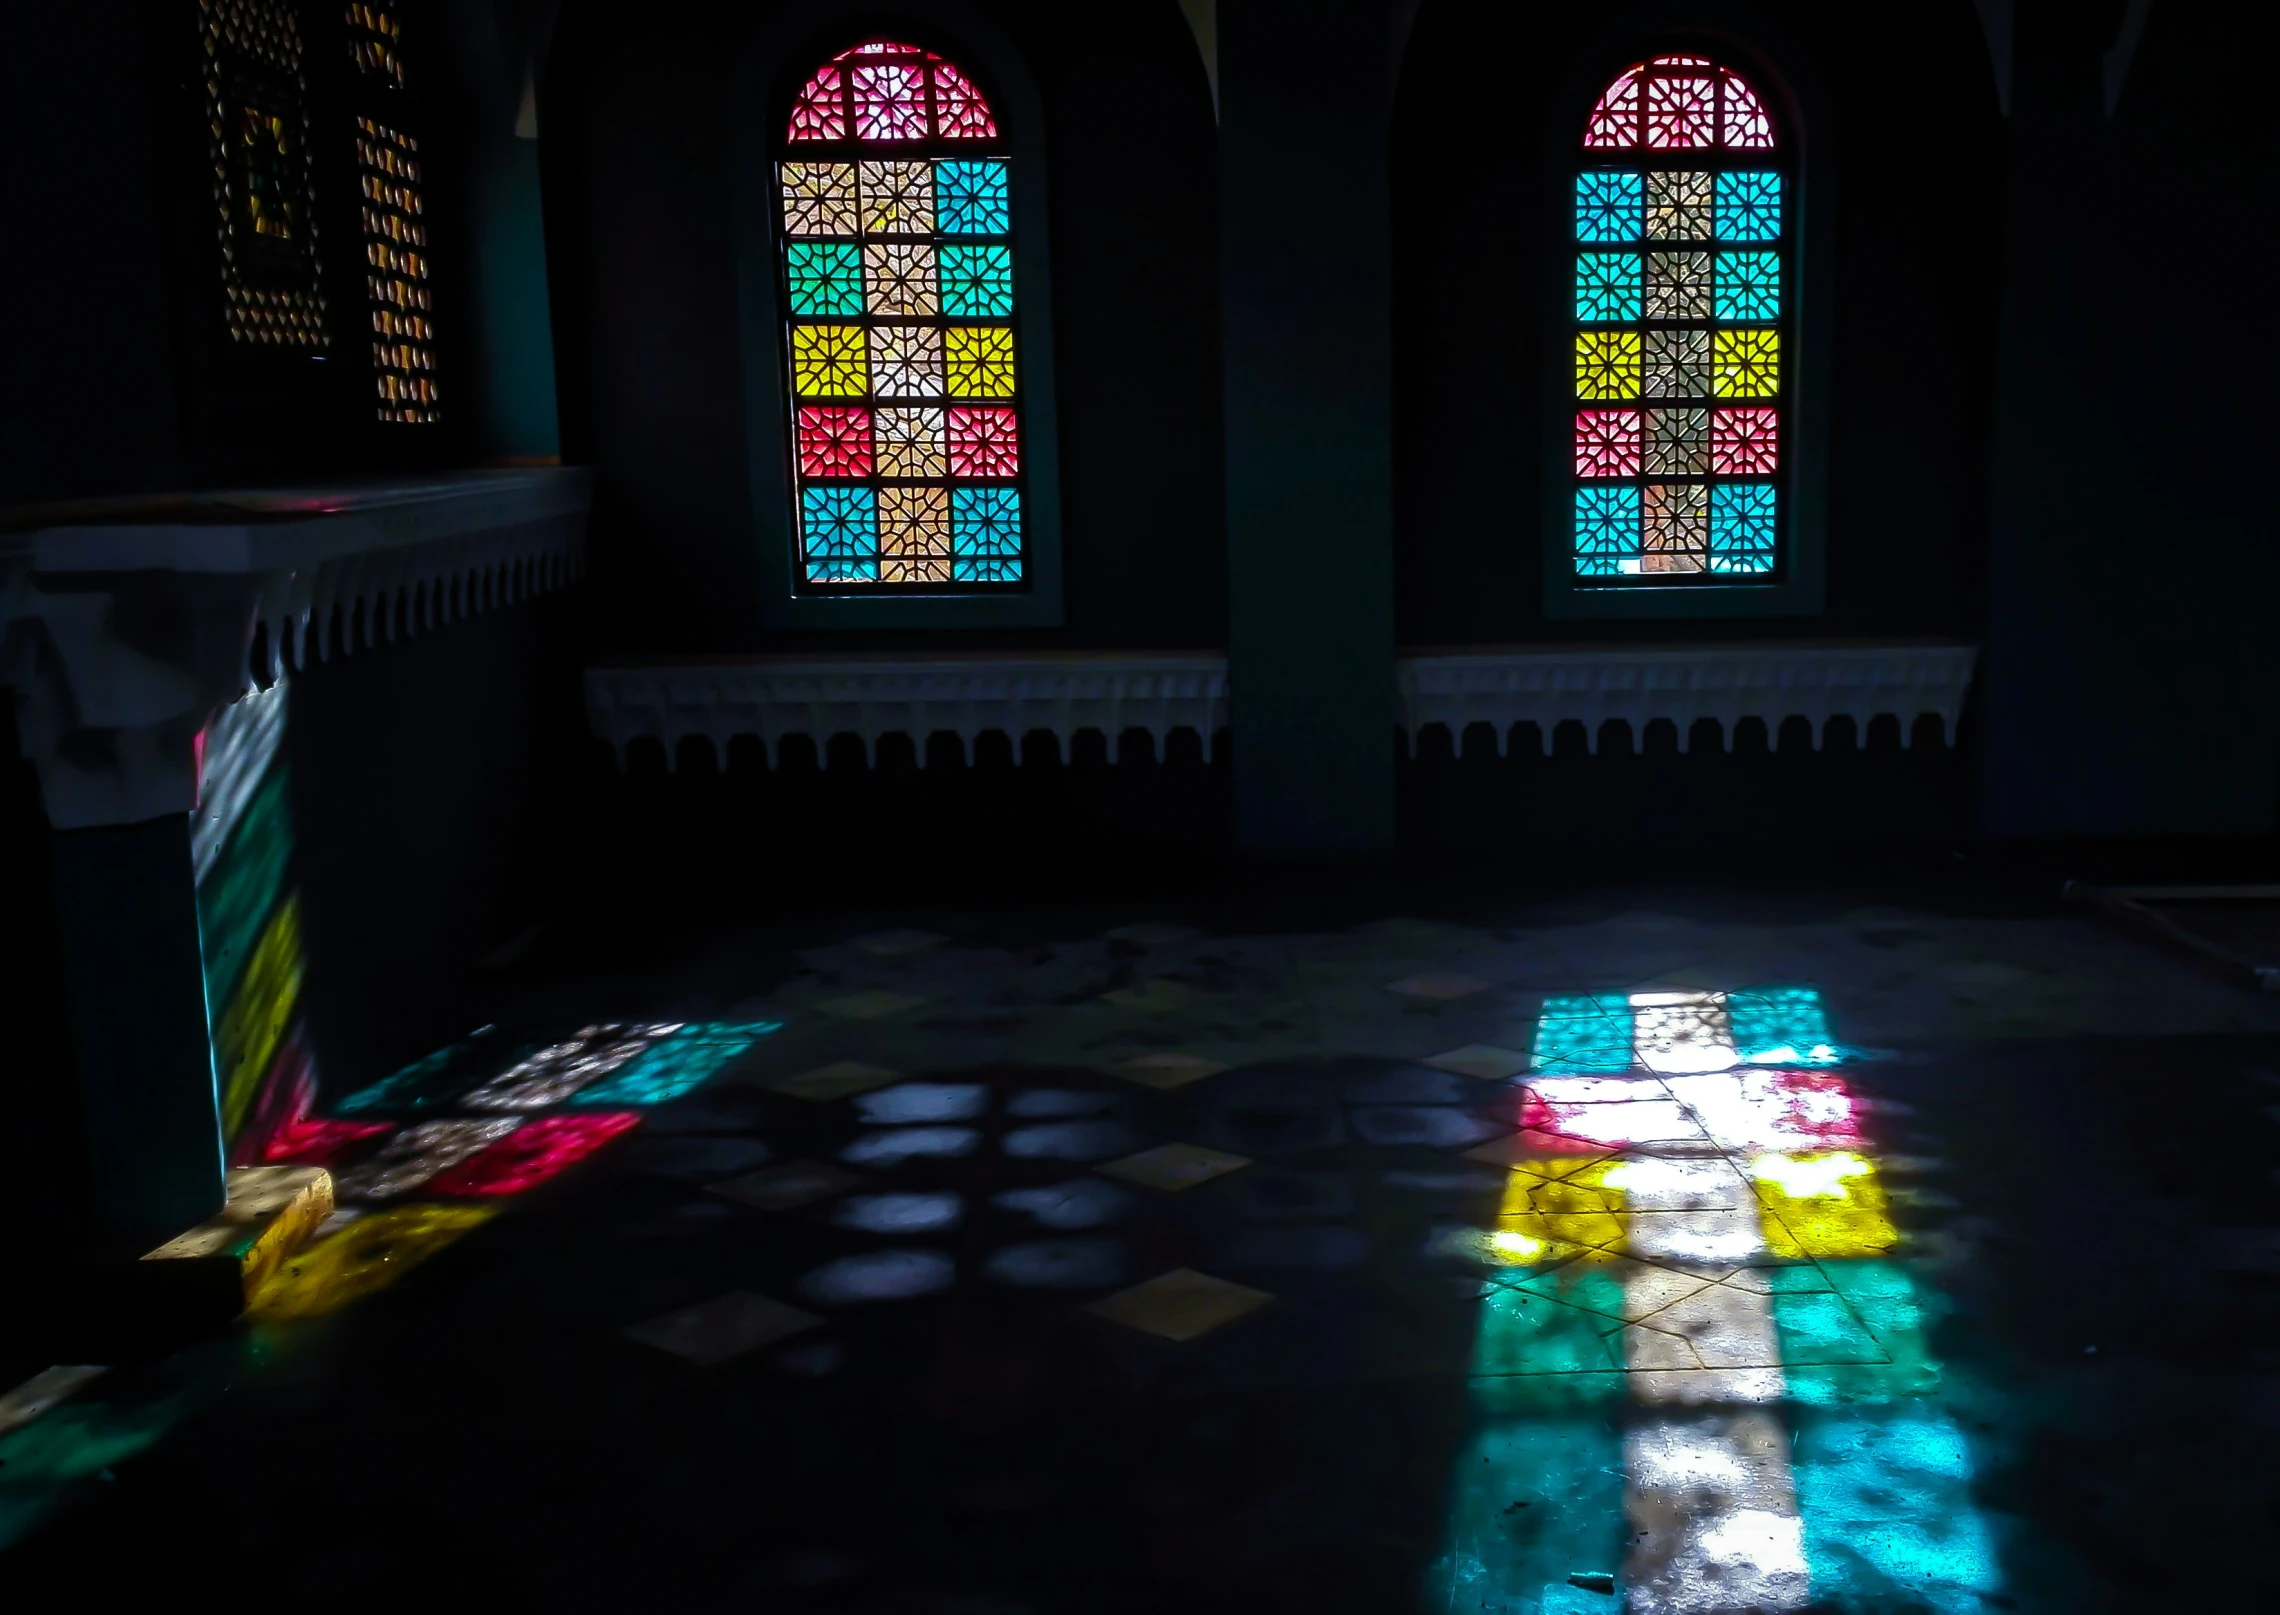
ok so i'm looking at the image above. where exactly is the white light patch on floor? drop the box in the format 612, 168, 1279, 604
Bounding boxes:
1624, 1412, 1807, 1614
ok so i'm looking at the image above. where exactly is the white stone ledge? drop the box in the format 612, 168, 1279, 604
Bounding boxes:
586, 653, 1229, 768
1397, 642, 1978, 754
1, 469, 590, 828
587, 641, 1977, 769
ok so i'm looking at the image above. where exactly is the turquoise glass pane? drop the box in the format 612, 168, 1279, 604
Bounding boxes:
1715, 171, 1783, 241
1794, 1406, 2003, 1614
785, 242, 864, 316
1714, 249, 1782, 321
939, 244, 1014, 317
1729, 984, 1834, 1064
1574, 171, 1643, 243
936, 160, 1010, 235
1532, 992, 1635, 1072
1571, 488, 1639, 570
952, 557, 1022, 583
573, 1021, 781, 1108
951, 486, 1021, 556
802, 486, 875, 562
1709, 483, 1776, 572
1573, 252, 1640, 322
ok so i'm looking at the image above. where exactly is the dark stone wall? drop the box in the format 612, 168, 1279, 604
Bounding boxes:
1390, 0, 2002, 648
287, 594, 586, 1099
1976, 0, 2280, 839
543, 0, 1225, 654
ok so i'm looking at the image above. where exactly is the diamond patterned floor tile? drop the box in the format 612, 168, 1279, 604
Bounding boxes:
1102, 979, 1208, 1012
818, 991, 929, 1020
1086, 1268, 1273, 1342
1386, 974, 1493, 1002
1097, 1142, 1252, 1192
710, 1159, 863, 1211
623, 1290, 820, 1365
1106, 922, 1201, 947
850, 929, 947, 956
1423, 1043, 1530, 1081
1110, 1052, 1231, 1090
770, 1061, 902, 1101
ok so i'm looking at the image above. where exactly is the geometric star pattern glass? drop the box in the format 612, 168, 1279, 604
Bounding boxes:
778, 40, 1025, 588
1573, 55, 1786, 581
348, 6, 439, 424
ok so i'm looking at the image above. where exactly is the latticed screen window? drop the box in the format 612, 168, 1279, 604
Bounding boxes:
347, 6, 437, 423
776, 40, 1026, 589
200, 0, 329, 351
1571, 56, 1787, 582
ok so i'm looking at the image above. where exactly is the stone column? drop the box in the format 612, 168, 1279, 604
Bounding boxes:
1218, 0, 1398, 855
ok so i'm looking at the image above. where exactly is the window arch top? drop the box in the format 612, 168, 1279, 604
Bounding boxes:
787, 38, 999, 145
1584, 54, 1774, 151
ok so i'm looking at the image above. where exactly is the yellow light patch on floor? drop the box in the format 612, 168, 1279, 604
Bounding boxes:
1087, 1268, 1272, 1342
247, 1202, 497, 1322
1750, 1152, 1896, 1259
1491, 1160, 1627, 1262
144, 1165, 334, 1301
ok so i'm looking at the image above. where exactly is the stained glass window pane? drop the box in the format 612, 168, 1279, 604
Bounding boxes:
1575, 172, 1644, 243
1575, 253, 1641, 323
777, 41, 1025, 591
1567, 55, 1789, 588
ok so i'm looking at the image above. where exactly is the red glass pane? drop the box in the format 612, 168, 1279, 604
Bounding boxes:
1711, 407, 1779, 475
1720, 69, 1774, 149
423, 1112, 642, 1198
932, 61, 999, 140
1584, 69, 1641, 148
787, 65, 845, 142
1650, 54, 1713, 67
1575, 409, 1642, 478
798, 406, 874, 478
947, 407, 1019, 477
1645, 75, 1716, 148
853, 63, 928, 141
836, 39, 930, 59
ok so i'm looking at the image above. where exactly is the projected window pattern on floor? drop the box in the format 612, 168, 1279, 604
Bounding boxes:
1433, 984, 2001, 1614
1572, 56, 1787, 582
777, 40, 1026, 588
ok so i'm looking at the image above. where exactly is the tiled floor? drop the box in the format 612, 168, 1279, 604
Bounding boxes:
5, 876, 2280, 1611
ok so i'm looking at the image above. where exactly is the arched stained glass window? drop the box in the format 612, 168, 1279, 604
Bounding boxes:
1570, 55, 1789, 584
774, 40, 1026, 590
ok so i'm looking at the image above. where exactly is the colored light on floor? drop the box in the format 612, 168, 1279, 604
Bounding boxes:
246, 1203, 498, 1321
573, 1021, 780, 1107
258, 1115, 394, 1166
1752, 1154, 1896, 1259
422, 1111, 643, 1196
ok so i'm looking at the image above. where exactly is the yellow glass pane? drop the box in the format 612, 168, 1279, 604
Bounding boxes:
1489, 1159, 1626, 1263
780, 163, 857, 237
1750, 1152, 1896, 1258
1575, 330, 1641, 400
791, 324, 868, 397
1712, 328, 1780, 399
945, 325, 1017, 398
